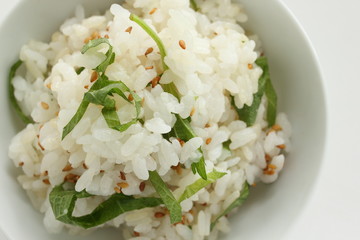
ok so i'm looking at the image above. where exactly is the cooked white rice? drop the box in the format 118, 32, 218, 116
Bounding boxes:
8, 0, 292, 239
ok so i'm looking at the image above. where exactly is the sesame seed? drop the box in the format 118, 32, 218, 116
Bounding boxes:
151, 76, 161, 88
134, 232, 140, 237
248, 63, 253, 69
42, 179, 50, 185
206, 138, 212, 145
145, 66, 154, 70
177, 138, 185, 147
114, 187, 121, 194
149, 8, 157, 15
139, 182, 146, 192
41, 102, 49, 110
268, 164, 277, 169
252, 183, 257, 187
128, 94, 134, 101
104, 34, 109, 39
265, 154, 272, 162
62, 164, 73, 172
46, 83, 52, 89
179, 40, 186, 50
117, 182, 129, 189
90, 71, 98, 83
171, 164, 182, 175
120, 171, 126, 181
125, 26, 133, 33
263, 169, 275, 175
64, 174, 80, 183
272, 124, 283, 131
84, 85, 89, 89
100, 170, 105, 173
190, 107, 195, 116
43, 171, 48, 176
38, 142, 45, 151
276, 144, 286, 149
83, 163, 88, 169
145, 47, 154, 56
18, 162, 24, 167
205, 123, 211, 128
154, 212, 165, 218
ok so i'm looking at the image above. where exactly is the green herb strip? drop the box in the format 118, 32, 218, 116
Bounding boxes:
210, 182, 250, 230
256, 57, 277, 126
8, 60, 34, 124
190, 0, 199, 11
62, 39, 142, 139
232, 57, 277, 127
149, 171, 182, 224
49, 185, 163, 229
131, 14, 207, 180
178, 170, 227, 203
130, 14, 168, 71
81, 38, 116, 74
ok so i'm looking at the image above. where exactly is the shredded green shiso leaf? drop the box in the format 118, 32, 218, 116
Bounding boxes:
149, 171, 182, 224
232, 56, 277, 127
8, 60, 34, 124
211, 182, 250, 230
50, 185, 163, 229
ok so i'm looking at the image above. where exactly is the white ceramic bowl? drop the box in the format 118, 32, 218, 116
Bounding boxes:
0, 0, 327, 239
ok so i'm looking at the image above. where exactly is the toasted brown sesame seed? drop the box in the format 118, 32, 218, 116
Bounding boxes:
134, 231, 140, 237
84, 85, 89, 89
38, 142, 45, 151
42, 179, 50, 185
149, 8, 157, 15
41, 102, 49, 110
177, 138, 185, 147
114, 187, 121, 194
90, 71, 98, 83
265, 154, 272, 162
263, 169, 275, 175
64, 174, 80, 183
83, 163, 88, 169
151, 76, 161, 88
252, 183, 257, 187
33, 174, 40, 178
248, 63, 253, 69
139, 182, 146, 192
145, 47, 154, 56
206, 138, 212, 145
205, 123, 211, 128
171, 164, 182, 175
272, 124, 283, 131
117, 182, 129, 189
104, 34, 110, 39
46, 83, 52, 89
120, 171, 126, 181
128, 93, 134, 101
62, 164, 73, 172
179, 40, 186, 50
100, 170, 105, 173
268, 164, 277, 169
276, 144, 286, 149
145, 66, 154, 70
125, 26, 133, 33
18, 162, 24, 167
190, 107, 195, 116
154, 212, 165, 218
43, 171, 48, 176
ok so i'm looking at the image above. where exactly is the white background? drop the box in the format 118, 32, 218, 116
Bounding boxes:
1, 0, 359, 239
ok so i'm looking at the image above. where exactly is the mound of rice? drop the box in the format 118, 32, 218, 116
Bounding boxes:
8, 0, 291, 239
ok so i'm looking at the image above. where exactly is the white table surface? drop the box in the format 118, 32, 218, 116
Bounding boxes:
1, 0, 359, 239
